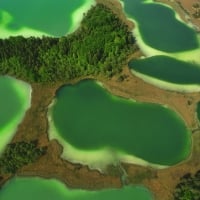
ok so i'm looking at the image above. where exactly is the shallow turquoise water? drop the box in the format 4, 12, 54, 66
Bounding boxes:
122, 0, 198, 52
51, 80, 191, 166
0, 177, 154, 200
129, 55, 200, 84
0, 0, 91, 36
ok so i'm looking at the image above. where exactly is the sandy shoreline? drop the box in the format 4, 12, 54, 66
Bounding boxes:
1, 0, 200, 200
154, 0, 200, 31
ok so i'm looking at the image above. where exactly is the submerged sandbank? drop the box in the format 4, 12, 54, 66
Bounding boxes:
0, 76, 31, 154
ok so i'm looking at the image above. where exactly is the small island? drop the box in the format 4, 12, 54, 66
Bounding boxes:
0, 1, 200, 200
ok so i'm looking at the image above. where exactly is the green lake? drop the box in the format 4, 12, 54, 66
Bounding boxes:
0, 177, 154, 200
0, 0, 94, 37
121, 0, 198, 52
122, 0, 200, 91
0, 76, 31, 154
50, 80, 191, 166
129, 55, 200, 84
0, 0, 196, 199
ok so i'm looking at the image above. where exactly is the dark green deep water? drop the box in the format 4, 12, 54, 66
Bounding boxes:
129, 55, 200, 84
122, 0, 198, 52
51, 80, 191, 166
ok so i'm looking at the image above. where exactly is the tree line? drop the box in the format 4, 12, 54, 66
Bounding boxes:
0, 4, 137, 83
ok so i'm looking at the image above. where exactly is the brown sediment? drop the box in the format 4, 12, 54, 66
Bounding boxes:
1, 0, 200, 200
154, 0, 200, 31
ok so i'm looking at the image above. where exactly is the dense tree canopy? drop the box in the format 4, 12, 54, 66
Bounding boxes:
0, 140, 47, 174
0, 4, 137, 82
174, 171, 200, 200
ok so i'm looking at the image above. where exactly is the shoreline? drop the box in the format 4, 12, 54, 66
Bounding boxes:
0, 1, 200, 200
48, 92, 169, 171
130, 68, 200, 93
68, 0, 96, 34
154, 0, 200, 31
0, 10, 50, 38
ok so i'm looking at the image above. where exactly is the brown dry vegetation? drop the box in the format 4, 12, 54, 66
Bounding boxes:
1, 0, 200, 200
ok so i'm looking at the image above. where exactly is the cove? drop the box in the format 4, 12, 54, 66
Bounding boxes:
129, 55, 200, 85
0, 0, 94, 37
49, 80, 191, 167
121, 0, 199, 52
0, 177, 154, 200
0, 76, 31, 154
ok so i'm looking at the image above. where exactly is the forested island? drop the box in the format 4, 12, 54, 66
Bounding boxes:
0, 4, 137, 83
